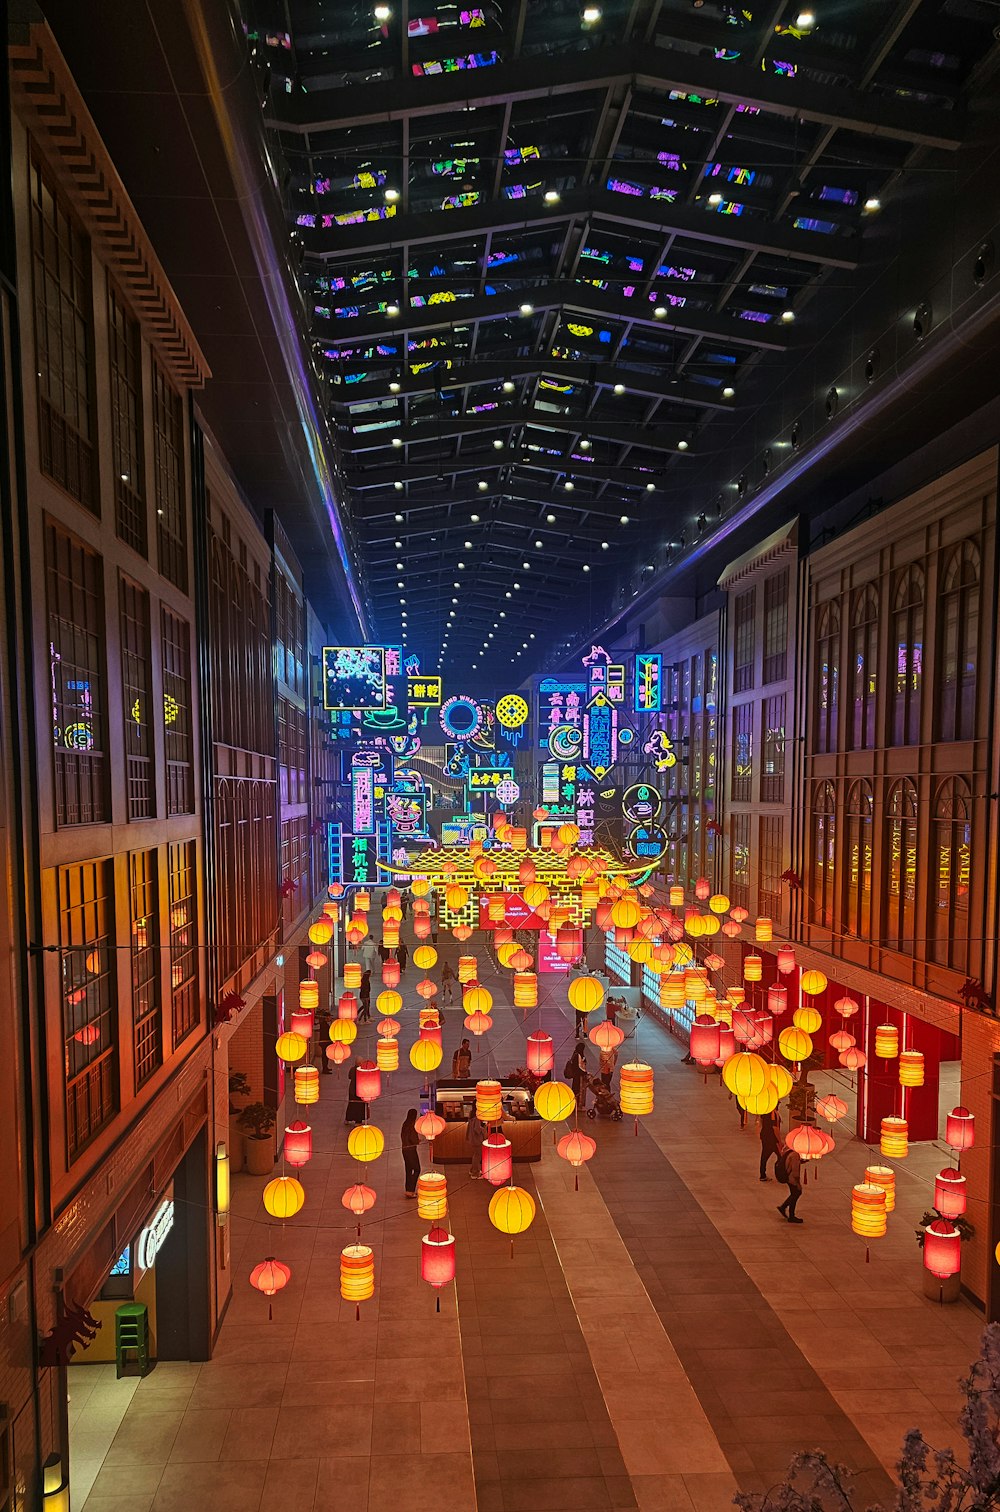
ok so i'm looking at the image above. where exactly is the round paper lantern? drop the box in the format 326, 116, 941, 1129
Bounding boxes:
800, 970, 827, 997
558, 1130, 597, 1169
347, 1125, 385, 1162
417, 1171, 448, 1221
829, 1029, 855, 1052
330, 1018, 357, 1045
768, 984, 788, 1016
509, 947, 534, 972
864, 1164, 895, 1212
875, 1024, 899, 1058
342, 1182, 376, 1217
880, 1115, 908, 1159
786, 1125, 829, 1161
743, 954, 763, 983
413, 945, 438, 970
275, 1031, 308, 1065
340, 1244, 375, 1307
534, 1081, 576, 1122
377, 989, 402, 1017
355, 1060, 382, 1102
376, 1038, 399, 1072
778, 1026, 812, 1064
410, 1038, 443, 1072
338, 992, 358, 1021
422, 1226, 456, 1293
840, 1045, 867, 1071
851, 1182, 886, 1239
689, 1015, 721, 1067
934, 1167, 967, 1218
792, 1005, 822, 1035
283, 1120, 312, 1167
817, 1094, 849, 1123
464, 985, 494, 1015
923, 1219, 961, 1279
416, 978, 437, 1000
776, 946, 796, 975
290, 1008, 314, 1041
899, 1050, 924, 1087
465, 1010, 493, 1036
415, 1109, 446, 1141
755, 917, 773, 943
722, 1051, 768, 1099
589, 1021, 625, 1052
381, 959, 401, 989
513, 973, 537, 1009
946, 1106, 975, 1150
476, 1079, 503, 1124
482, 1132, 513, 1186
526, 1031, 555, 1076
458, 956, 478, 984
294, 1066, 320, 1105
488, 1185, 536, 1235
741, 1082, 780, 1116
708, 893, 730, 914
344, 962, 362, 990
446, 884, 469, 911
377, 1017, 400, 1039
327, 1041, 351, 1066
249, 1257, 291, 1314
834, 995, 859, 1017
721, 920, 742, 939
767, 1062, 794, 1099
557, 823, 579, 847
567, 976, 606, 1016
308, 919, 334, 946
263, 1175, 305, 1220
620, 1062, 653, 1116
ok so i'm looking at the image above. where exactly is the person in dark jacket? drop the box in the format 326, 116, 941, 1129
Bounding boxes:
777, 1145, 804, 1223
345, 1063, 365, 1125
570, 1040, 589, 1109
358, 970, 371, 1022
316, 1007, 332, 1072
758, 1108, 781, 1181
396, 940, 409, 974
452, 1038, 472, 1079
401, 1108, 421, 1197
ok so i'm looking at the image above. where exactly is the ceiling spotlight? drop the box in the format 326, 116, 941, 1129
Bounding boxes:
646, 482, 655, 492
863, 196, 881, 213
451, 597, 458, 605
708, 192, 723, 206
544, 190, 560, 204
384, 187, 399, 203
502, 378, 515, 392
458, 561, 466, 569
471, 513, 480, 522
493, 438, 503, 449
677, 440, 689, 451
453, 581, 460, 588
394, 540, 402, 548
399, 597, 406, 604
519, 302, 534, 316
513, 581, 521, 589
530, 633, 535, 639
392, 437, 403, 448
534, 539, 543, 548
478, 480, 488, 490
395, 513, 404, 522
522, 561, 530, 569
374, 3, 391, 18
397, 580, 404, 588
601, 541, 609, 550
464, 540, 472, 548
796, 9, 815, 29
582, 564, 591, 572
579, 439, 591, 451
395, 561, 404, 569
389, 378, 401, 392
564, 479, 574, 490
499, 611, 506, 618
613, 382, 625, 395
505, 591, 512, 598
394, 480, 403, 490
582, 5, 601, 20
386, 303, 400, 316
723, 386, 735, 399
620, 515, 630, 524
546, 513, 556, 523
781, 309, 795, 323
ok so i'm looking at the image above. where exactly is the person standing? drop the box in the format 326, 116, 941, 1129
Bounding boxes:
345, 1063, 364, 1125
401, 1108, 421, 1197
599, 1041, 618, 1089
758, 1108, 781, 1181
776, 1145, 803, 1223
452, 1037, 472, 1079
440, 962, 455, 1005
396, 939, 409, 975
316, 1006, 332, 1073
568, 1040, 589, 1109
360, 933, 380, 975
358, 970, 372, 1022
467, 1106, 485, 1177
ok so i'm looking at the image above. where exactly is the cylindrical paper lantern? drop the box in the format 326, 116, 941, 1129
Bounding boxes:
338, 992, 358, 1021
690, 1018, 721, 1068
851, 1182, 886, 1238
755, 917, 773, 943
355, 1060, 381, 1102
776, 946, 796, 975
340, 1244, 375, 1303
290, 1008, 314, 1040
513, 972, 537, 1009
377, 1037, 399, 1072
458, 956, 477, 984
417, 1171, 448, 1221
283, 1120, 312, 1168
864, 1164, 895, 1212
299, 979, 320, 1010
899, 1050, 924, 1087
743, 954, 763, 983
923, 1219, 961, 1279
934, 1167, 967, 1218
381, 959, 400, 989
526, 1032, 554, 1076
946, 1106, 975, 1150
294, 1066, 320, 1104
421, 1226, 456, 1290
344, 962, 362, 990
875, 1023, 899, 1058
476, 1079, 503, 1124
880, 1115, 908, 1159
768, 984, 788, 1016
482, 1132, 513, 1187
619, 1062, 653, 1116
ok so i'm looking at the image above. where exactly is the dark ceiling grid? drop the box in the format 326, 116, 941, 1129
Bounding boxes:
259, 0, 997, 682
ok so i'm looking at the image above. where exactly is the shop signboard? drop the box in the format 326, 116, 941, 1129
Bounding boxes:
407, 674, 442, 707
136, 1197, 175, 1272
634, 652, 663, 714
537, 679, 585, 750
351, 761, 375, 835
538, 933, 571, 974
322, 646, 387, 710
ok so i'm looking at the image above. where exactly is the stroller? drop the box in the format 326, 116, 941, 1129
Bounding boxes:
585, 1074, 623, 1121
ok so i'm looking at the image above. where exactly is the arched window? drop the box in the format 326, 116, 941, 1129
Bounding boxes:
850, 586, 878, 750
844, 780, 873, 939
891, 567, 924, 746
810, 781, 837, 928
814, 601, 840, 753
938, 541, 980, 742
930, 777, 973, 974
884, 778, 918, 952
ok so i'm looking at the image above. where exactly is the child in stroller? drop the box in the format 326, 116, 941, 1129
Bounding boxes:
585, 1074, 623, 1120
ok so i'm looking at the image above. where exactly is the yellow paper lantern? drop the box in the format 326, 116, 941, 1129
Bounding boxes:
672, 941, 694, 968
412, 945, 438, 970
308, 919, 334, 946
534, 1081, 576, 1122
476, 1079, 503, 1123
619, 1062, 653, 1116
800, 969, 828, 997
458, 956, 478, 984
299, 980, 320, 1010
513, 972, 537, 1009
741, 1082, 780, 1116
347, 1125, 385, 1162
722, 1051, 769, 1099
668, 885, 685, 907
755, 917, 773, 943
376, 1038, 399, 1072
627, 939, 653, 963
792, 1005, 822, 1034
768, 1063, 794, 1099
743, 954, 763, 982
275, 1031, 308, 1065
329, 1019, 357, 1045
851, 1182, 887, 1238
880, 1115, 908, 1159
446, 884, 469, 911
488, 1185, 536, 1235
708, 893, 730, 914
875, 1023, 899, 1058
523, 882, 550, 907
567, 976, 605, 1014
660, 976, 686, 1011
344, 962, 362, 990
899, 1050, 924, 1087
294, 1066, 319, 1104
416, 1171, 448, 1221
778, 1026, 812, 1063
410, 1038, 443, 1072
377, 989, 403, 1017
464, 985, 494, 1015
263, 1175, 305, 1219
865, 1164, 896, 1212
340, 1244, 375, 1303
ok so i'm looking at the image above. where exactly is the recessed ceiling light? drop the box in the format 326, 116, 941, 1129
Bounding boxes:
453, 581, 460, 588
505, 591, 512, 598
530, 633, 535, 639
464, 540, 472, 549
502, 379, 515, 392
395, 513, 404, 522
613, 382, 625, 395
513, 582, 521, 590
863, 196, 881, 213
723, 386, 735, 398
451, 598, 458, 605
708, 192, 723, 206
493, 438, 503, 449
397, 580, 404, 587
471, 513, 480, 522
546, 513, 556, 523
583, 564, 591, 572
395, 561, 404, 569
522, 561, 530, 569
386, 303, 400, 316
579, 439, 591, 451
392, 437, 403, 448
374, 3, 391, 18
653, 306, 667, 318
458, 561, 466, 569
534, 539, 543, 548
677, 440, 689, 451
394, 540, 402, 548
620, 515, 630, 524
399, 597, 406, 603
781, 309, 795, 323
564, 480, 574, 490
646, 482, 656, 492
519, 302, 534, 316
389, 379, 401, 392
601, 541, 609, 550
478, 480, 488, 490
544, 190, 560, 204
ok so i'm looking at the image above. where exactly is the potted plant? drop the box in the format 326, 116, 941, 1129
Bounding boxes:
238, 1102, 277, 1176
228, 1072, 251, 1173
915, 1209, 975, 1303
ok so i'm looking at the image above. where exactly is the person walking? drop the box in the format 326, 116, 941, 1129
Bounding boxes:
599, 1041, 618, 1089
758, 1108, 781, 1181
401, 1108, 421, 1197
345, 1063, 365, 1125
570, 960, 588, 1036
396, 939, 409, 975
359, 933, 380, 975
452, 1037, 472, 1079
568, 1040, 589, 1109
467, 1106, 485, 1177
440, 962, 455, 1005
776, 1144, 804, 1223
358, 970, 372, 1022
316, 1006, 332, 1073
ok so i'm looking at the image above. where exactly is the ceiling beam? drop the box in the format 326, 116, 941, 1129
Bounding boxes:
346, 450, 671, 490
340, 405, 695, 454
314, 279, 791, 352
269, 43, 963, 152
301, 186, 860, 268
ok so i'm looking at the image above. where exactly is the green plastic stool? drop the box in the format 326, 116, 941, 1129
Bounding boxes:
114, 1302, 150, 1378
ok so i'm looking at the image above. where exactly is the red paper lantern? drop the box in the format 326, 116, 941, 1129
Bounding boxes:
839, 1046, 867, 1071
767, 984, 788, 1016
946, 1106, 975, 1151
715, 1024, 735, 1066
290, 1009, 314, 1040
421, 1226, 456, 1291
557, 1130, 598, 1187
249, 1257, 291, 1298
526, 1032, 554, 1076
923, 1219, 962, 1279
732, 1008, 755, 1044
465, 1010, 493, 1036
689, 1015, 721, 1068
834, 995, 860, 1018
934, 1167, 968, 1218
283, 1120, 313, 1167
589, 1021, 625, 1052
377, 1017, 400, 1038
776, 946, 796, 975
327, 1041, 351, 1065
694, 877, 711, 901
341, 1182, 376, 1216
305, 950, 327, 969
382, 959, 401, 989
356, 1060, 382, 1103
338, 993, 358, 1021
482, 1132, 513, 1186
416, 977, 437, 1000
829, 1029, 856, 1052
556, 926, 583, 962
415, 1110, 446, 1141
